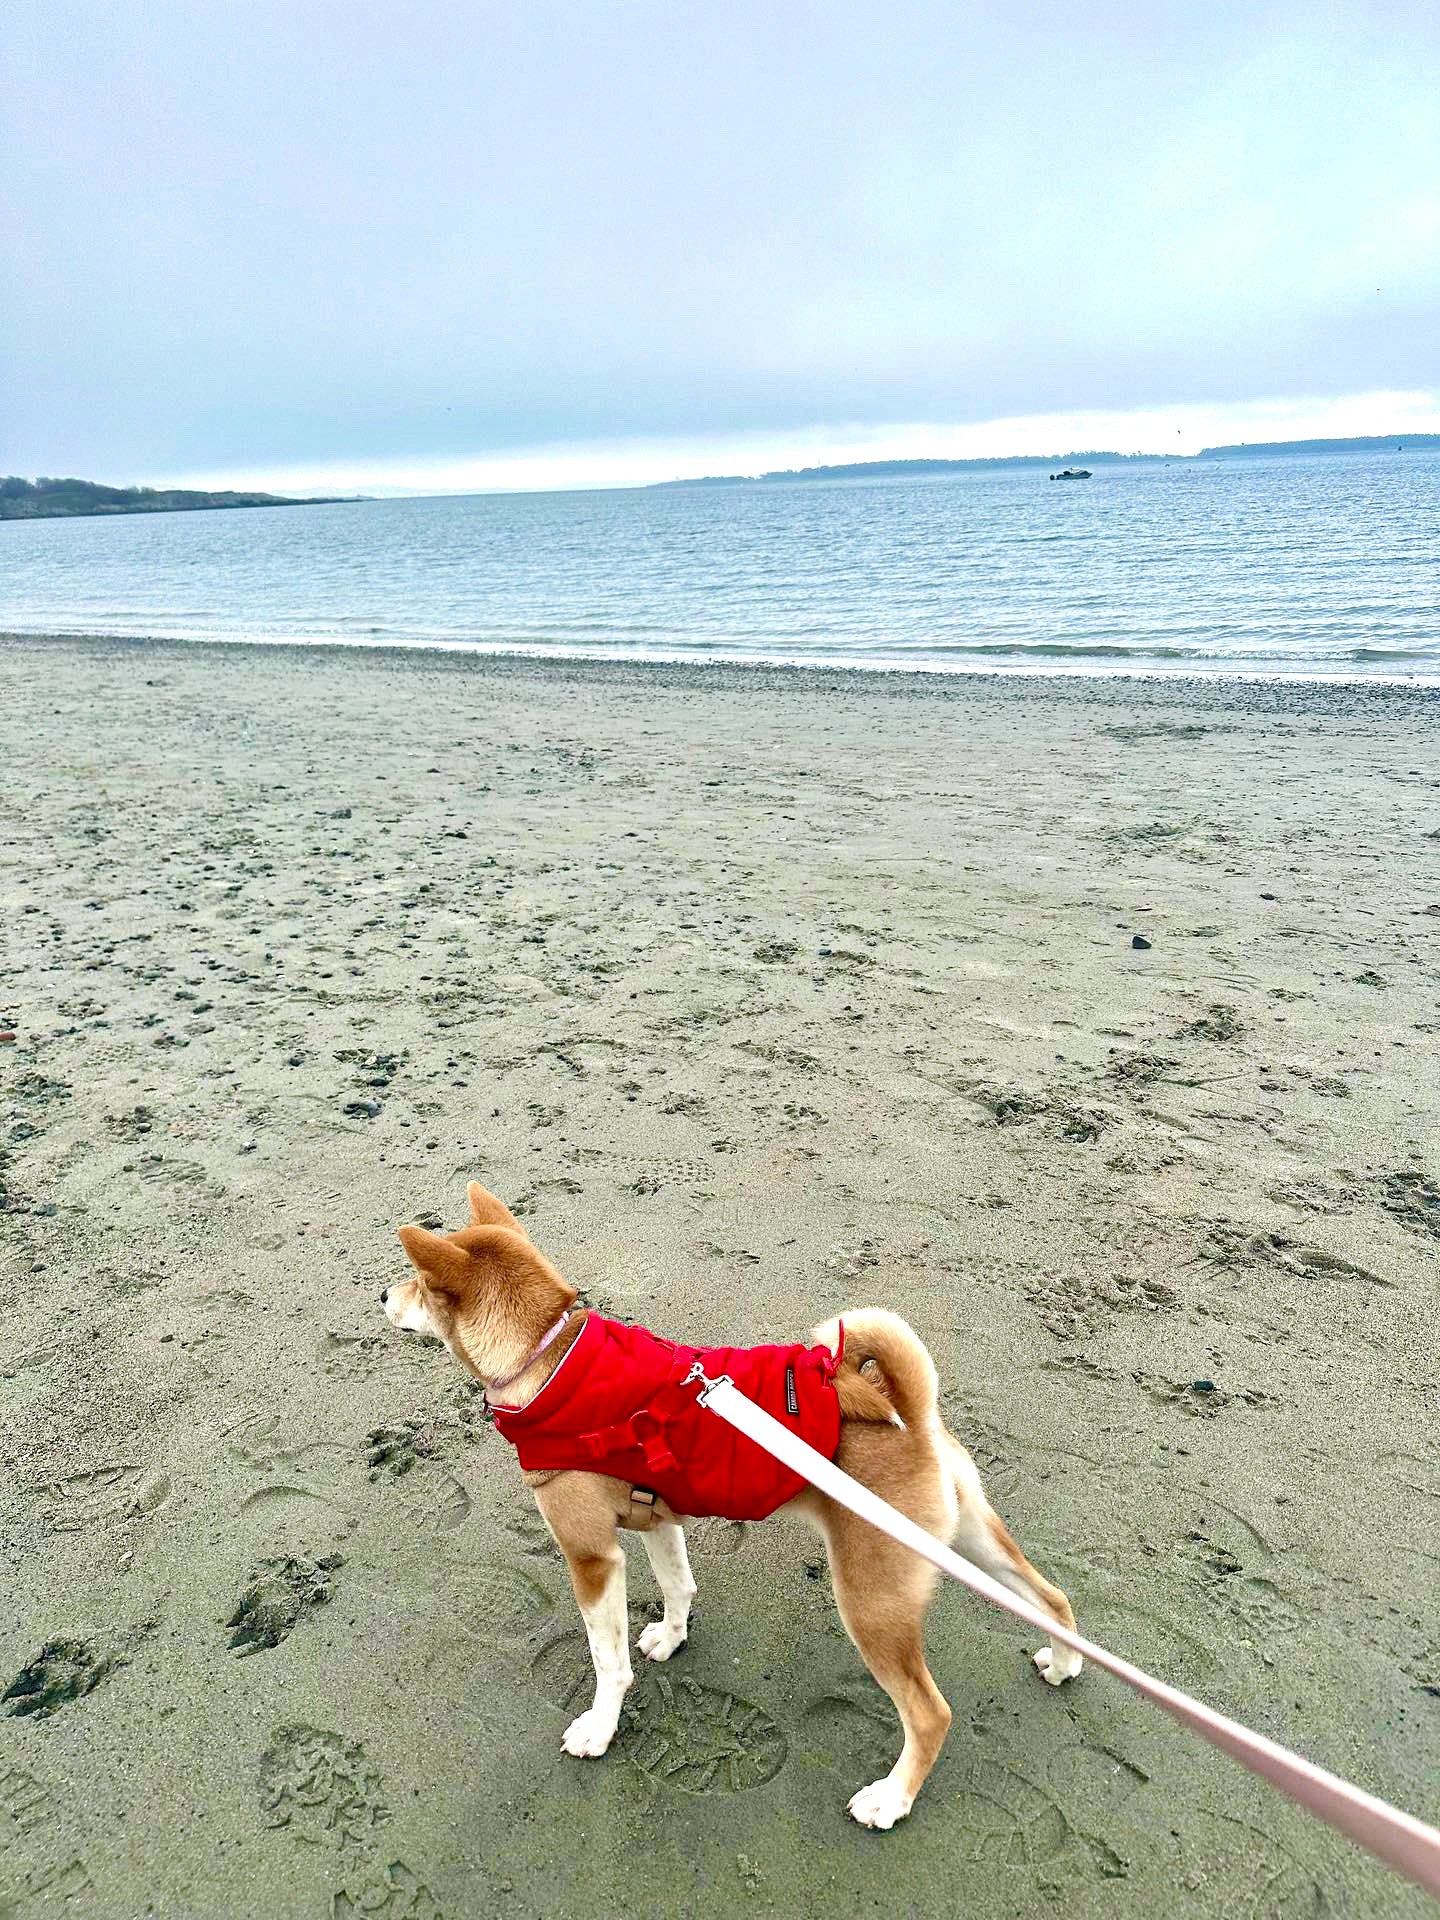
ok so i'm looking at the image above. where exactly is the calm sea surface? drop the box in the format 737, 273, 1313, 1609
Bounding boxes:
3, 452, 1438, 680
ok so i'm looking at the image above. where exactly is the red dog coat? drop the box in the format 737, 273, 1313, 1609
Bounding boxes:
491, 1313, 844, 1522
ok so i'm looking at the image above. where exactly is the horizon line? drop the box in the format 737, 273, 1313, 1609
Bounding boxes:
36, 387, 1440, 500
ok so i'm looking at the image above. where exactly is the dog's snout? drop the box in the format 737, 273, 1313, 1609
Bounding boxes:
380, 1286, 390, 1304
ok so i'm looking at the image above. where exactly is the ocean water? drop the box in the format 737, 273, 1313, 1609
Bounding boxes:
2, 451, 1438, 680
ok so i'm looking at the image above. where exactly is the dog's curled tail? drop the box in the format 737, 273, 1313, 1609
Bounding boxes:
816, 1308, 940, 1430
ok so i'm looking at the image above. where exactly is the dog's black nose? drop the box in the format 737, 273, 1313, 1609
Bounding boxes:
380, 1286, 390, 1304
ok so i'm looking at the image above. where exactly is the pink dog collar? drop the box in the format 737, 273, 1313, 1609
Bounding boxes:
485, 1310, 571, 1399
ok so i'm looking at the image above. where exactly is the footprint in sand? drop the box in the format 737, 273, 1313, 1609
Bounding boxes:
331, 1859, 445, 1920
0, 1767, 94, 1911
449, 1561, 554, 1646
256, 1725, 388, 1848
39, 1462, 171, 1534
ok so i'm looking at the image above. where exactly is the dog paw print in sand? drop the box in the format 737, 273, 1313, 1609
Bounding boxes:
3, 1640, 123, 1720
1172, 1533, 1305, 1647
954, 1079, 1110, 1144
1022, 1271, 1180, 1342
332, 1859, 444, 1920
227, 1555, 342, 1656
751, 940, 801, 964
821, 1238, 883, 1282
258, 1726, 389, 1849
39, 1462, 171, 1534
510, 1177, 585, 1216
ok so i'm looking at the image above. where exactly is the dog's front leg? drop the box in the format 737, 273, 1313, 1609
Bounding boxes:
560, 1543, 632, 1757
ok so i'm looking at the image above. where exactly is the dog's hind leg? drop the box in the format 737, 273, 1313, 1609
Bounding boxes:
638, 1521, 695, 1662
946, 1436, 1082, 1685
821, 1503, 953, 1830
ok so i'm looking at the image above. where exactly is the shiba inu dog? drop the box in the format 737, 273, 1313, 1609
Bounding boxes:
382, 1181, 1081, 1829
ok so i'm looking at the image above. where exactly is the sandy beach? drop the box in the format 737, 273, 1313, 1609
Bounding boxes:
1, 631, 1437, 1919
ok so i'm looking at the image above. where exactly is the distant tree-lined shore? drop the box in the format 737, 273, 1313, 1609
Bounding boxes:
0, 476, 354, 520
651, 434, 1440, 488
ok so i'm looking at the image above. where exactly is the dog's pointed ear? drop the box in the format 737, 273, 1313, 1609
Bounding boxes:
467, 1180, 529, 1238
397, 1223, 469, 1293
453, 1222, 577, 1319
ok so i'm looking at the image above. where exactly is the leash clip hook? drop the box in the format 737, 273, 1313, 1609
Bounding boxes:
683, 1359, 734, 1405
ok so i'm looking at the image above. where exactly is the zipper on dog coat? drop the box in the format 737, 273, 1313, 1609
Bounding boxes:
491, 1313, 845, 1522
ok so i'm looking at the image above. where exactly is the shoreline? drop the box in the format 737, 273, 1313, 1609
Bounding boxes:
5, 626, 1440, 700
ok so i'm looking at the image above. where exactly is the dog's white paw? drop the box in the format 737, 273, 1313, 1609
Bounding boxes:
638, 1619, 687, 1662
1034, 1645, 1083, 1686
847, 1776, 913, 1831
561, 1708, 620, 1757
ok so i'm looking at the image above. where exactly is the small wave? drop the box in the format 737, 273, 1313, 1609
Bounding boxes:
914, 641, 1202, 660
1348, 646, 1437, 661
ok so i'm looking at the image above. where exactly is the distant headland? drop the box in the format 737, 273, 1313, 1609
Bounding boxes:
0, 477, 358, 521
650, 433, 1440, 488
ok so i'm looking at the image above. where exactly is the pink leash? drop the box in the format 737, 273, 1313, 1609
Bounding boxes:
684, 1363, 1440, 1900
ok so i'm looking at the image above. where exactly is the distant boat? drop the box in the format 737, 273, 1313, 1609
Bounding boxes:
1048, 468, 1092, 481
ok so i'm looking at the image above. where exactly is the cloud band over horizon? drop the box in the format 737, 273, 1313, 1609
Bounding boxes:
154, 389, 1440, 499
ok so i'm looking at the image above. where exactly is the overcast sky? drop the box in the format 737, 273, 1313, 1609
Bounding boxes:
4, 1, 1438, 491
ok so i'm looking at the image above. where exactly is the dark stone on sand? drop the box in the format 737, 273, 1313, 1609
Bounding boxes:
343, 1098, 382, 1119
1190, 1379, 1217, 1394
1131, 935, 1152, 949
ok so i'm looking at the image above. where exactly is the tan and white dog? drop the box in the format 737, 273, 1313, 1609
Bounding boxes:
381, 1181, 1081, 1830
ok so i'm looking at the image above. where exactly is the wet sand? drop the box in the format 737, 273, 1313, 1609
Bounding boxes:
1, 632, 1437, 1919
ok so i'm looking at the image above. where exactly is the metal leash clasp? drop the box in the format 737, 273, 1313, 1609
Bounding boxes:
682, 1359, 734, 1405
